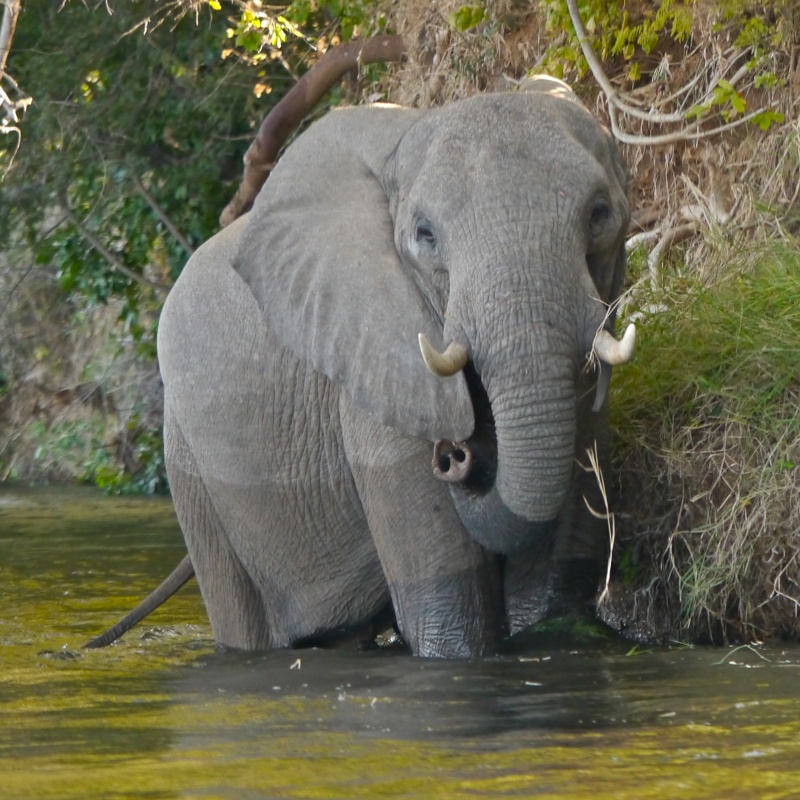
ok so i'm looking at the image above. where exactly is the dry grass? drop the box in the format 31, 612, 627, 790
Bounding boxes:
380, 0, 542, 107
607, 243, 800, 643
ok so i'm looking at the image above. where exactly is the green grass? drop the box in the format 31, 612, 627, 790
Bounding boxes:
613, 243, 800, 445
609, 241, 800, 642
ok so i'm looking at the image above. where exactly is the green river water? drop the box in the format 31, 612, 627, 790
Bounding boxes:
1, 486, 799, 799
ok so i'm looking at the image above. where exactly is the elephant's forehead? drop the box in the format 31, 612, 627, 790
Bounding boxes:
406, 105, 607, 206
409, 93, 608, 185
437, 93, 597, 149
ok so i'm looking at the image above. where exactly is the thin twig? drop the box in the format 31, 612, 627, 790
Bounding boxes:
712, 643, 770, 665
131, 173, 195, 256
0, 121, 20, 177
60, 201, 169, 296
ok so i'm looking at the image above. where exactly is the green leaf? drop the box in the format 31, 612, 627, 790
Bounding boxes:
448, 5, 487, 33
686, 102, 710, 121
208, 0, 221, 10
753, 110, 784, 131
754, 72, 782, 89
730, 93, 746, 114
714, 79, 734, 97
637, 27, 659, 54
670, 7, 693, 42
235, 29, 263, 52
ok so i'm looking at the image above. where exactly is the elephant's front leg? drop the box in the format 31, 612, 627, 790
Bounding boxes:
342, 405, 505, 658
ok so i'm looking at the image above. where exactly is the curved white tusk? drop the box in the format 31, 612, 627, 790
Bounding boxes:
418, 333, 469, 377
594, 323, 636, 366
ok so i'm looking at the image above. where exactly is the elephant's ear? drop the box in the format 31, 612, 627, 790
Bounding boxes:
589, 126, 630, 316
233, 105, 474, 443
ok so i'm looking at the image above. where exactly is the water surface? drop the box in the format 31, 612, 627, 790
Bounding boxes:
1, 486, 799, 799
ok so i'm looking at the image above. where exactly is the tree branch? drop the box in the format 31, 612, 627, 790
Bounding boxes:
220, 34, 407, 227
0, 0, 21, 79
0, 0, 28, 133
565, 0, 767, 145
131, 173, 195, 256
60, 201, 169, 297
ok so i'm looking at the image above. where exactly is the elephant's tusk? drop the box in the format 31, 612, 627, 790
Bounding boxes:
594, 324, 636, 366
418, 334, 469, 377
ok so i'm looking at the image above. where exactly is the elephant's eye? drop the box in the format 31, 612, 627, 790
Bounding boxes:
414, 221, 437, 247
590, 200, 612, 227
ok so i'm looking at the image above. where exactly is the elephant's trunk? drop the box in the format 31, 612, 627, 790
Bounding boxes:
442, 261, 582, 553
488, 357, 577, 522
457, 342, 576, 554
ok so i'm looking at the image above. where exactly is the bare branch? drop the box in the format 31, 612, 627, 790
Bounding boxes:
0, 0, 29, 134
646, 223, 697, 290
0, 120, 19, 177
220, 34, 407, 227
60, 201, 169, 297
0, 0, 21, 78
626, 222, 697, 293
565, 0, 767, 145
131, 173, 195, 256
608, 103, 768, 146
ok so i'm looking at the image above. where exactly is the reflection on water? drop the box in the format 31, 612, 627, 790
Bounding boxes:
1, 486, 799, 799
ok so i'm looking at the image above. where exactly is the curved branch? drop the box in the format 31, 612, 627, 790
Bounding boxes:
565, 0, 616, 99
608, 103, 768, 146
220, 34, 407, 226
565, 0, 768, 145
639, 223, 697, 291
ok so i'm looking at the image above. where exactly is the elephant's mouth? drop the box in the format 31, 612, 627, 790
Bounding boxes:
431, 363, 497, 495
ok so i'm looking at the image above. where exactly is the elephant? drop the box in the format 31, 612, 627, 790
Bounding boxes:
136, 77, 634, 659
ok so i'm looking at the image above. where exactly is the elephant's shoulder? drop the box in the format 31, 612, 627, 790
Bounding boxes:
159, 218, 339, 411
161, 221, 255, 344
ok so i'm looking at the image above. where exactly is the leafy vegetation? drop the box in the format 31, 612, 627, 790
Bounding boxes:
1, 0, 374, 493
3, 1, 268, 344
543, 0, 787, 129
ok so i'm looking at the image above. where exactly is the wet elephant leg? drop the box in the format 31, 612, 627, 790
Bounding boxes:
341, 403, 505, 658
164, 404, 272, 651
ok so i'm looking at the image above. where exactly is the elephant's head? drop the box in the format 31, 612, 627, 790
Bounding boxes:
234, 79, 631, 554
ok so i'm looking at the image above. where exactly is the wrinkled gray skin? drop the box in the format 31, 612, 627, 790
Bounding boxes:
159, 80, 629, 658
